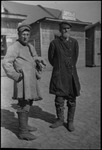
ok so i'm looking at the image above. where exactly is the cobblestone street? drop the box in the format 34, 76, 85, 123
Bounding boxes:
1, 66, 101, 149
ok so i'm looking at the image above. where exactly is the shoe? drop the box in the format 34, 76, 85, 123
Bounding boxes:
17, 112, 37, 140
50, 119, 64, 128
18, 131, 37, 141
67, 121, 75, 132
28, 125, 37, 132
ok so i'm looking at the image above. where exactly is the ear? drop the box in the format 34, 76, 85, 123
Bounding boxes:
18, 32, 21, 36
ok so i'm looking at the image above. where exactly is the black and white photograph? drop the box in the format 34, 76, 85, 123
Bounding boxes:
1, 1, 101, 149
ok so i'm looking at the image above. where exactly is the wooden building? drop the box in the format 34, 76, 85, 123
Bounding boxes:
1, 3, 27, 59
85, 22, 101, 67
1, 1, 92, 69
28, 17, 91, 69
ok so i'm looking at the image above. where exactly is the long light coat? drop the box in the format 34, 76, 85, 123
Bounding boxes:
2, 40, 42, 100
48, 36, 81, 97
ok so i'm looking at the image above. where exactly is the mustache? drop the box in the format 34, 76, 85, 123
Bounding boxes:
63, 32, 70, 35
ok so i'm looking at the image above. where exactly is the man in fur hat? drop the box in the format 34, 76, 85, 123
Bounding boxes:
2, 22, 46, 140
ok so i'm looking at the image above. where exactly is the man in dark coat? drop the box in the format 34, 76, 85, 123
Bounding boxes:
48, 21, 81, 132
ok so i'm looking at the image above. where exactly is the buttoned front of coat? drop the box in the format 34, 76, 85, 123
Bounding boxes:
2, 40, 42, 100
48, 36, 81, 97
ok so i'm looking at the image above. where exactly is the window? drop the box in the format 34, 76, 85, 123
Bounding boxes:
1, 35, 7, 56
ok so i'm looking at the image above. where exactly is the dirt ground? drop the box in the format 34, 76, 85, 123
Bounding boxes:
1, 66, 101, 149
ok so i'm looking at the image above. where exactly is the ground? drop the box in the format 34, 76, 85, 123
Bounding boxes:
1, 66, 101, 149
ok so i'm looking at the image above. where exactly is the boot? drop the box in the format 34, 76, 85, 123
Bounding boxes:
67, 106, 76, 132
50, 106, 64, 128
26, 112, 37, 132
17, 112, 37, 140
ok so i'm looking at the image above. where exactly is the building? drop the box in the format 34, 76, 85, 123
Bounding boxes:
85, 22, 101, 67
1, 2, 27, 59
1, 1, 92, 69
27, 17, 92, 69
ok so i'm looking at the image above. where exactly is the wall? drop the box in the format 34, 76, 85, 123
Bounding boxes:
94, 26, 101, 66
1, 19, 20, 49
85, 24, 101, 67
70, 29, 85, 68
30, 23, 41, 56
41, 22, 59, 69
1, 28, 18, 48
85, 27, 94, 66
1, 17, 23, 76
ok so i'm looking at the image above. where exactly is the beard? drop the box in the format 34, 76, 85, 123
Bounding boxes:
63, 32, 70, 38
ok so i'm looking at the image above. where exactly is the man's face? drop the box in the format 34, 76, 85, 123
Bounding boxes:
60, 24, 71, 39
19, 30, 30, 45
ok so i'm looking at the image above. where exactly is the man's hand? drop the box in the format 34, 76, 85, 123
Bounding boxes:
41, 60, 46, 67
35, 60, 43, 72
17, 72, 23, 82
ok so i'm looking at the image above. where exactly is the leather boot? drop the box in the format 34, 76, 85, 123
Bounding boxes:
26, 112, 37, 132
17, 112, 37, 140
67, 106, 76, 132
50, 106, 64, 128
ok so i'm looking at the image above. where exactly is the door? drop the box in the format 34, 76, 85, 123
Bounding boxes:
94, 30, 101, 66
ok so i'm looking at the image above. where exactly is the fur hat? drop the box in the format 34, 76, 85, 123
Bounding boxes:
59, 21, 72, 28
17, 22, 31, 32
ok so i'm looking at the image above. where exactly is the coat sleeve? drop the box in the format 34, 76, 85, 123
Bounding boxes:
29, 43, 38, 57
29, 43, 47, 71
75, 40, 79, 65
48, 41, 55, 66
2, 44, 21, 81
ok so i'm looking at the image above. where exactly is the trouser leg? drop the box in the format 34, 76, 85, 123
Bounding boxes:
55, 96, 65, 121
50, 96, 65, 128
17, 99, 37, 140
67, 97, 76, 132
26, 100, 37, 132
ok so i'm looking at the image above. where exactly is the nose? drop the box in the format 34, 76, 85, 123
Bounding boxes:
65, 28, 70, 31
24, 35, 29, 38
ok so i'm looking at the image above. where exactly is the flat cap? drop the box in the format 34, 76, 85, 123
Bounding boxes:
17, 22, 31, 32
59, 21, 72, 28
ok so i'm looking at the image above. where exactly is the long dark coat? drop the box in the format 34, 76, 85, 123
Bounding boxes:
48, 36, 81, 97
2, 40, 42, 101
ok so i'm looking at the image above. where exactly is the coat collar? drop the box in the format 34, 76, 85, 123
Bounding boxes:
59, 36, 72, 43
16, 39, 29, 46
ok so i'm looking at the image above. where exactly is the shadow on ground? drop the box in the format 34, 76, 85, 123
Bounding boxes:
12, 104, 56, 123
1, 105, 56, 138
29, 105, 56, 123
1, 109, 18, 137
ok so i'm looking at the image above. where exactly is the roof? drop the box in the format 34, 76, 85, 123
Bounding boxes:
85, 21, 101, 30
2, 1, 60, 21
2, 1, 91, 26
33, 17, 91, 26
1, 13, 27, 21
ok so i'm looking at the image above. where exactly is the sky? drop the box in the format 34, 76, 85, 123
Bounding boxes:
13, 1, 101, 24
